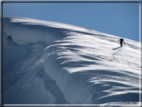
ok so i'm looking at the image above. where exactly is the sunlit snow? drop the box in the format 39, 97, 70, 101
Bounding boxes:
3, 17, 141, 105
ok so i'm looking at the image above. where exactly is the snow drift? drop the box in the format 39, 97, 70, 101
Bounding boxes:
3, 17, 141, 105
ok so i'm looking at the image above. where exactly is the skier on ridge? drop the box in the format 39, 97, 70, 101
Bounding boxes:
119, 38, 125, 48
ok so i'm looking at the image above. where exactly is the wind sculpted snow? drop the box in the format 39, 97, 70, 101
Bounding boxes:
3, 17, 141, 105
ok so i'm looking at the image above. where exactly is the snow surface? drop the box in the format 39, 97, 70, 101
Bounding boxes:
3, 17, 141, 105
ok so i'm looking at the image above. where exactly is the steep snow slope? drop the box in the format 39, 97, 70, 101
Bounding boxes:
3, 17, 141, 105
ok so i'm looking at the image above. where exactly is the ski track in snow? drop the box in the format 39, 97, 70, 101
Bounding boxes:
3, 17, 141, 105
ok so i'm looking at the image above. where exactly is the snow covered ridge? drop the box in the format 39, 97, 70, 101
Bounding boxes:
3, 17, 141, 105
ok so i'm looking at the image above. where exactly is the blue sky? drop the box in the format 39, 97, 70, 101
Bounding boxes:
3, 2, 139, 42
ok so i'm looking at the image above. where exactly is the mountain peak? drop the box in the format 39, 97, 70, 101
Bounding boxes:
3, 17, 141, 105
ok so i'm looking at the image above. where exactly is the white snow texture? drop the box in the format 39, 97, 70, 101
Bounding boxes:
3, 17, 141, 105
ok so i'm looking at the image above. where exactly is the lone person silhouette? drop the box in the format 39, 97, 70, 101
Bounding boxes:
119, 38, 125, 48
